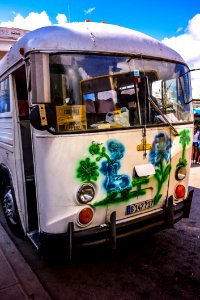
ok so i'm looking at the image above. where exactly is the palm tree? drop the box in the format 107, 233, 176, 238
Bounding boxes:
177, 129, 191, 167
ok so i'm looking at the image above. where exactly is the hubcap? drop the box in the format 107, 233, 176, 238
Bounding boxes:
3, 189, 17, 225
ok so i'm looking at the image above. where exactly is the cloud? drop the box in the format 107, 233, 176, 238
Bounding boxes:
0, 11, 68, 31
162, 14, 200, 98
84, 8, 95, 15
56, 13, 68, 24
162, 14, 200, 69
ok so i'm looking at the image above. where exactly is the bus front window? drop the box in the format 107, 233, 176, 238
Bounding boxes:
151, 77, 191, 123
47, 54, 193, 133
81, 72, 139, 128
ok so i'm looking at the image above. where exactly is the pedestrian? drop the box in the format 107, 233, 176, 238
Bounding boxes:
191, 125, 200, 164
197, 138, 200, 164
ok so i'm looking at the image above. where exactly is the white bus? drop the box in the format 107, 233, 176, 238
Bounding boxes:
0, 22, 194, 257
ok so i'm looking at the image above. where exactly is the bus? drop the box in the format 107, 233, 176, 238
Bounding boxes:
0, 22, 194, 258
193, 101, 200, 124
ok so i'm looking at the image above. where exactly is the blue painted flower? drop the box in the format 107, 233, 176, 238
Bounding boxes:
149, 133, 172, 167
99, 140, 131, 193
107, 140, 125, 160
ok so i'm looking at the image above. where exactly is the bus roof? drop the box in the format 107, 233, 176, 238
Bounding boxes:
0, 22, 186, 76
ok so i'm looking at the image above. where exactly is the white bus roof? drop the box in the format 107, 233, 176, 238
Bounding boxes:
0, 22, 186, 76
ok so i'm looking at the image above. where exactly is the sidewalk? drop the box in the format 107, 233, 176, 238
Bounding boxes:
189, 164, 200, 189
0, 223, 51, 300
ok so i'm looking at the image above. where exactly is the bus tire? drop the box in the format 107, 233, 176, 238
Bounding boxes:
2, 180, 24, 237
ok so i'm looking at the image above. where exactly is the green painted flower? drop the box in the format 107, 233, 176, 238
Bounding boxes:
89, 142, 101, 155
76, 157, 99, 182
89, 142, 110, 162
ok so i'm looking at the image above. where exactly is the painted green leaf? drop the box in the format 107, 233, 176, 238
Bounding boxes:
132, 176, 149, 187
177, 158, 187, 168
163, 165, 172, 182
121, 189, 130, 199
154, 193, 162, 205
154, 171, 161, 182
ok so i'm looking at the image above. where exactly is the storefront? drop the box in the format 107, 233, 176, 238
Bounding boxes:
0, 27, 29, 59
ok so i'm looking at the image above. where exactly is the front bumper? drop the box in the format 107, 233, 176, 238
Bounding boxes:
39, 190, 193, 256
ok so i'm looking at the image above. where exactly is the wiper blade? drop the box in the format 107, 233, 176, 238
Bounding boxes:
148, 96, 179, 136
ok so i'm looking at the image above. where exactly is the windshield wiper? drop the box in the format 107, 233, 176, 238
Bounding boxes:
148, 96, 179, 136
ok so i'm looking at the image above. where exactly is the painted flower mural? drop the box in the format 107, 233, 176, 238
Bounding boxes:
177, 129, 191, 168
76, 140, 149, 206
76, 131, 189, 208
149, 133, 172, 205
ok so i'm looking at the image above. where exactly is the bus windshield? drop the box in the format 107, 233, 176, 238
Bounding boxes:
48, 54, 192, 132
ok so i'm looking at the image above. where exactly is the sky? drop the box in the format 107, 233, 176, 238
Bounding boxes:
0, 0, 200, 70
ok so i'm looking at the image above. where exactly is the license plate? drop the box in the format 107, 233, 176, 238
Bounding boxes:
125, 199, 154, 215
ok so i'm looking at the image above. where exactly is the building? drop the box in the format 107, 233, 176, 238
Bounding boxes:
0, 27, 29, 59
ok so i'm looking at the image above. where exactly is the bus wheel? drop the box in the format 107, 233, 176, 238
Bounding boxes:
2, 184, 23, 236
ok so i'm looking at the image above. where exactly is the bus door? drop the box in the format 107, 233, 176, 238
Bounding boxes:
13, 66, 38, 232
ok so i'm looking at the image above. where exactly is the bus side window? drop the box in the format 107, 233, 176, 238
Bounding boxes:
0, 78, 10, 113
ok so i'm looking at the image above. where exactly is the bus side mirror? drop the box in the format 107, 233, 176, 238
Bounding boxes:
30, 105, 55, 130
30, 53, 51, 104
190, 69, 200, 102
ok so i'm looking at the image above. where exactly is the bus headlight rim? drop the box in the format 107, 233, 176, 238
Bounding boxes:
175, 166, 187, 181
77, 183, 95, 204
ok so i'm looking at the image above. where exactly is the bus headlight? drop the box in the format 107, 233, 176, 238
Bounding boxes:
175, 166, 186, 181
77, 184, 95, 204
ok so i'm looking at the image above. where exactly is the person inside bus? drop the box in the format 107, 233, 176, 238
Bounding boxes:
117, 89, 137, 125
18, 100, 29, 119
83, 93, 96, 127
137, 80, 149, 124
139, 82, 163, 124
95, 90, 115, 122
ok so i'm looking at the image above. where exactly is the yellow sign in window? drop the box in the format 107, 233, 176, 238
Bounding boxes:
56, 105, 87, 131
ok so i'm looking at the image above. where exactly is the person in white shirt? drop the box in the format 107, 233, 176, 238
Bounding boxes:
192, 125, 200, 164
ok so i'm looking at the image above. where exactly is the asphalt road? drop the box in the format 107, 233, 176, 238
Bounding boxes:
0, 166, 200, 300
